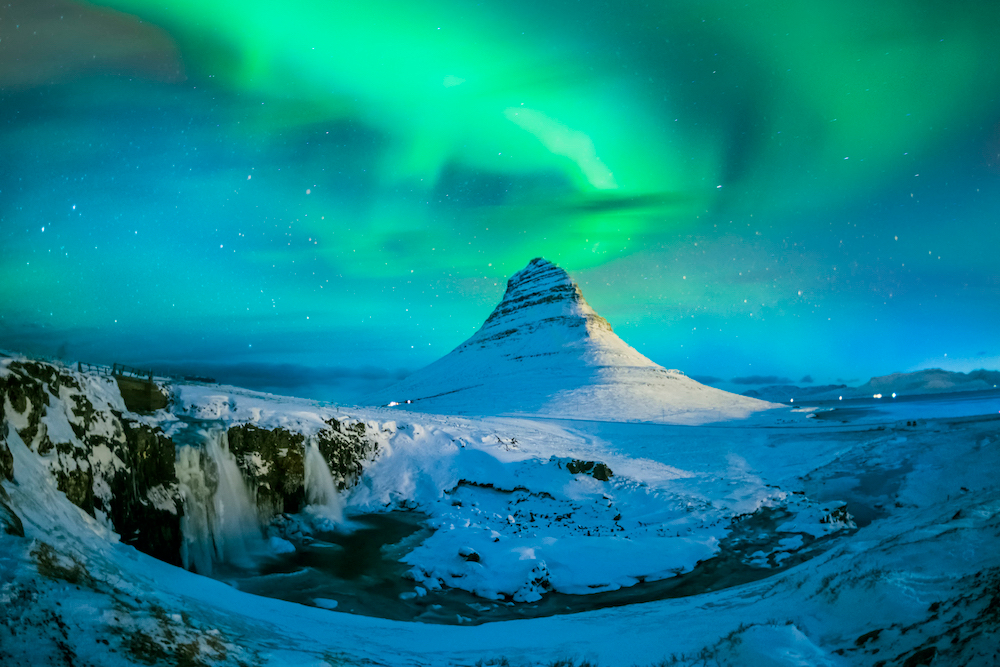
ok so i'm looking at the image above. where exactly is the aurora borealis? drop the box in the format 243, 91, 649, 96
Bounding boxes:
2, 0, 999, 401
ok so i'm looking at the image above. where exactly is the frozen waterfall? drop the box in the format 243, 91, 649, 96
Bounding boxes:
303, 437, 344, 524
175, 427, 265, 575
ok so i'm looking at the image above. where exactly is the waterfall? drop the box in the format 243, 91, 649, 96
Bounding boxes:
303, 437, 344, 524
175, 427, 264, 575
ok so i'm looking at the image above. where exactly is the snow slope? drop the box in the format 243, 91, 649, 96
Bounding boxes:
163, 383, 848, 605
366, 258, 779, 424
3, 375, 999, 666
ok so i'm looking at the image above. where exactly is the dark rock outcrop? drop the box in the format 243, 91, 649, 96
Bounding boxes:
226, 424, 306, 516
1, 360, 57, 448
564, 459, 613, 482
110, 421, 183, 565
114, 376, 169, 413
0, 486, 24, 536
1, 420, 13, 482
226, 417, 380, 517
1, 359, 183, 563
315, 418, 378, 487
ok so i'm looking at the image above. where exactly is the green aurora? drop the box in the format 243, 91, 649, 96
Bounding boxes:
1, 0, 998, 398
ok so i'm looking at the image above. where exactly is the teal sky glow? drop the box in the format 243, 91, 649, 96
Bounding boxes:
1, 0, 998, 400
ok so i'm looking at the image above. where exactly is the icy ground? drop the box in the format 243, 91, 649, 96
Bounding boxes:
3, 384, 1000, 666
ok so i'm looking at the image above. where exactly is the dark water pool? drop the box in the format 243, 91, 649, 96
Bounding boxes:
213, 508, 846, 625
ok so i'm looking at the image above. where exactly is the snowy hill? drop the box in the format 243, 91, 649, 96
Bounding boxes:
744, 368, 1000, 403
365, 257, 778, 424
858, 367, 1000, 395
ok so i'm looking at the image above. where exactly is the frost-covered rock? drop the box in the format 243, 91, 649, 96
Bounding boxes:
0, 357, 384, 570
0, 358, 185, 563
226, 423, 307, 516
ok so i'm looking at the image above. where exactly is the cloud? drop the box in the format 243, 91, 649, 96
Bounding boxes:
0, 0, 184, 89
730, 375, 793, 385
799, 375, 814, 384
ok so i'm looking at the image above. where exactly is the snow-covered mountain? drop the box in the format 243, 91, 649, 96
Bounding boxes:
365, 257, 778, 423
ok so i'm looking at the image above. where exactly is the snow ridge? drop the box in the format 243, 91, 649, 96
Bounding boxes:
366, 258, 778, 423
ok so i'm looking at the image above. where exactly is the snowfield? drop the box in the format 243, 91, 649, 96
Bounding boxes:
3, 364, 1000, 665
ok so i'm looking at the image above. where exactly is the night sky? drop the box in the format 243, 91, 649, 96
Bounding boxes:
2, 0, 999, 402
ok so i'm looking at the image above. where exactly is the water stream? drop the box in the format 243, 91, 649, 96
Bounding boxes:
215, 507, 847, 625
175, 425, 268, 575
303, 437, 344, 524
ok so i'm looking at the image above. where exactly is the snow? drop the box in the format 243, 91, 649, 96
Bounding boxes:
3, 357, 1000, 665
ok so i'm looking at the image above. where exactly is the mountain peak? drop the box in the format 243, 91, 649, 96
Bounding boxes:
497, 257, 580, 311
472, 257, 612, 350
365, 258, 777, 423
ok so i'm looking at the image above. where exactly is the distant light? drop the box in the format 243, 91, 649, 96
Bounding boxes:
790, 398, 794, 403
892, 392, 897, 398
839, 396, 842, 400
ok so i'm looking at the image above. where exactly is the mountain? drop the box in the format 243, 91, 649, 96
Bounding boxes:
364, 258, 778, 423
743, 384, 848, 403
743, 368, 1000, 403
856, 368, 1000, 396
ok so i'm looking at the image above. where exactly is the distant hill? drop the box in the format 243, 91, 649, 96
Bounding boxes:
743, 368, 1000, 403
363, 258, 779, 424
742, 384, 848, 402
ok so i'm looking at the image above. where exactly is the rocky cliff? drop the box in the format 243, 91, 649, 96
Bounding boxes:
0, 357, 380, 568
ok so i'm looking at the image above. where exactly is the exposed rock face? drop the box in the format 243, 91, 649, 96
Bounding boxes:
0, 356, 382, 569
366, 257, 778, 424
1, 421, 13, 482
114, 375, 169, 413
315, 418, 378, 487
227, 424, 307, 516
0, 359, 184, 563
468, 257, 617, 355
565, 459, 613, 482
226, 418, 379, 517
112, 421, 183, 565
